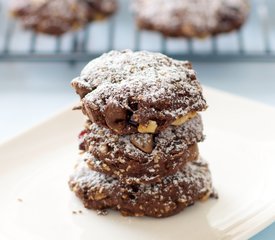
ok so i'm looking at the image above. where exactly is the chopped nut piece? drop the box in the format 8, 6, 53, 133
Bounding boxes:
94, 192, 107, 200
118, 157, 126, 163
134, 213, 144, 217
99, 144, 108, 154
122, 194, 128, 199
102, 164, 111, 171
171, 112, 197, 126
200, 191, 211, 202
138, 120, 157, 133
130, 134, 153, 153
88, 145, 93, 152
164, 206, 170, 212
153, 154, 160, 163
178, 198, 187, 203
126, 165, 131, 172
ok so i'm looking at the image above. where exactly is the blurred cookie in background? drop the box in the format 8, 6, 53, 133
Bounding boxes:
132, 0, 250, 38
10, 0, 118, 36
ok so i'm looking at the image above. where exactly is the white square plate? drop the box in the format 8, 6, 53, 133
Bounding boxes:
0, 87, 275, 240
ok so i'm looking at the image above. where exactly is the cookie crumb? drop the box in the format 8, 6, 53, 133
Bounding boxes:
97, 209, 108, 216
17, 198, 23, 202
210, 189, 219, 199
72, 211, 77, 214
73, 105, 82, 111
78, 210, 83, 214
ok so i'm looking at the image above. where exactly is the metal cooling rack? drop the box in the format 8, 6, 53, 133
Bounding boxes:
0, 0, 275, 62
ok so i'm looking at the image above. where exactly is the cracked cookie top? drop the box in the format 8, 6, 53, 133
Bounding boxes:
72, 50, 207, 134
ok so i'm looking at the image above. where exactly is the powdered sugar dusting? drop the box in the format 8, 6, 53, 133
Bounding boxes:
69, 158, 118, 190
72, 50, 207, 118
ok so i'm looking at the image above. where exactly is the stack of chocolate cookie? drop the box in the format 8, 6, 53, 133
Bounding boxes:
69, 50, 216, 218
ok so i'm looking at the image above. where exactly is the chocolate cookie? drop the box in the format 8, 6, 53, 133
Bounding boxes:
11, 0, 117, 35
81, 114, 204, 184
84, 143, 198, 184
132, 0, 249, 38
72, 50, 207, 135
69, 157, 214, 218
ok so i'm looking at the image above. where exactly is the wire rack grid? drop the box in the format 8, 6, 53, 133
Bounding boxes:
0, 0, 275, 62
